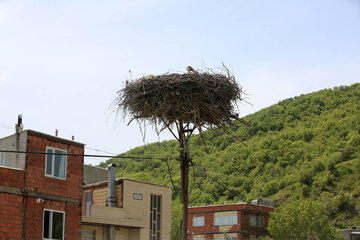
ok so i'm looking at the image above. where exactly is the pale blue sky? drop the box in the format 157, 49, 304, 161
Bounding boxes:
0, 0, 359, 164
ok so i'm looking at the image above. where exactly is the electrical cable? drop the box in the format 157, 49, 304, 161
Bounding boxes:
0, 123, 13, 130
85, 146, 117, 156
0, 149, 166, 160
163, 157, 178, 192
202, 166, 272, 215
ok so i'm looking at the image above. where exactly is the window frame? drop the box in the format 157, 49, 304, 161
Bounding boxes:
85, 191, 93, 217
43, 209, 65, 240
80, 230, 96, 240
45, 147, 67, 180
150, 194, 162, 240
214, 215, 237, 226
214, 237, 237, 240
193, 216, 205, 227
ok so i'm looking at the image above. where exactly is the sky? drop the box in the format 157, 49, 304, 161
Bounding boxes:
0, 0, 359, 165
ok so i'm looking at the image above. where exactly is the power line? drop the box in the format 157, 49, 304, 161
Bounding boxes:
85, 146, 117, 155
0, 123, 13, 130
0, 149, 166, 160
201, 166, 272, 215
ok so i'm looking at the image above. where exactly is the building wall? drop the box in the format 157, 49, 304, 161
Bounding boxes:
0, 167, 25, 189
188, 203, 273, 240
84, 182, 123, 210
122, 179, 172, 240
81, 225, 108, 239
81, 224, 140, 240
0, 131, 27, 169
0, 193, 23, 239
23, 199, 81, 240
82, 178, 172, 240
0, 130, 84, 240
25, 133, 84, 199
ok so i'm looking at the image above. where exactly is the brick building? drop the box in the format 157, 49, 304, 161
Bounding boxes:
0, 129, 84, 239
187, 199, 274, 240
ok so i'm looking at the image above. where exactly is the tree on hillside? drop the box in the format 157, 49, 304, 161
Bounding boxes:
266, 199, 342, 240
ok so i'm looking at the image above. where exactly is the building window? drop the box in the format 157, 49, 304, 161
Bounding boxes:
45, 147, 67, 179
150, 194, 161, 240
85, 192, 92, 216
80, 230, 96, 240
214, 215, 237, 226
214, 237, 237, 240
0, 150, 5, 166
250, 216, 264, 227
43, 209, 65, 240
193, 216, 204, 227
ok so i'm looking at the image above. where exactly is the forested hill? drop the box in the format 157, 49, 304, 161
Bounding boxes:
100, 83, 360, 233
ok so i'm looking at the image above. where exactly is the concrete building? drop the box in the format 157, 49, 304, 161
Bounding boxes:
187, 199, 274, 240
0, 129, 84, 239
342, 227, 360, 240
81, 165, 172, 240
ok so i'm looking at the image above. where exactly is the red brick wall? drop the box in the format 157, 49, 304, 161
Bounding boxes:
65, 202, 81, 239
0, 167, 25, 189
23, 198, 81, 240
0, 193, 23, 239
0, 133, 84, 239
25, 134, 84, 199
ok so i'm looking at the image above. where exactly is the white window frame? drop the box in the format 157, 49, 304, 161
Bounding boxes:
45, 147, 67, 180
0, 149, 5, 166
193, 216, 205, 227
43, 209, 65, 240
214, 215, 237, 226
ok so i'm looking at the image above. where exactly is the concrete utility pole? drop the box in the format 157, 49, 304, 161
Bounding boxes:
179, 120, 190, 240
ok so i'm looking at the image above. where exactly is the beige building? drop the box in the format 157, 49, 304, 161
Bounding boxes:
81, 165, 172, 240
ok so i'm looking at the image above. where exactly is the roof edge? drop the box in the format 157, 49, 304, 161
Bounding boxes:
26, 129, 85, 147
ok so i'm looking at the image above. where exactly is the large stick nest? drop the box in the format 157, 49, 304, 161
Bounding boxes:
115, 69, 246, 131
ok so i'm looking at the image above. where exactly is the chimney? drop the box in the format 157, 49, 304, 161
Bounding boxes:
15, 114, 23, 134
107, 163, 117, 240
55, 129, 58, 137
107, 163, 117, 207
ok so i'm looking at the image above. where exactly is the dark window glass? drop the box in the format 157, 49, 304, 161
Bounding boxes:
150, 213, 152, 228
157, 197, 160, 212
46, 149, 53, 175
157, 213, 160, 231
52, 211, 64, 239
150, 194, 161, 240
86, 192, 92, 202
43, 210, 50, 238
54, 150, 66, 178
86, 192, 92, 217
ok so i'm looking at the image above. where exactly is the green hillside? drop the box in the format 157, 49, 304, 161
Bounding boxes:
100, 83, 360, 238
